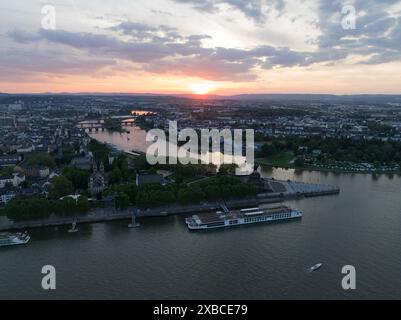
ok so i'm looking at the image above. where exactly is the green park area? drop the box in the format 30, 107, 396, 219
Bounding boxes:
255, 137, 401, 173
256, 151, 295, 167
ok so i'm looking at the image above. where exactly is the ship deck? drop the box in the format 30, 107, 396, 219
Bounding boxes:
194, 206, 292, 224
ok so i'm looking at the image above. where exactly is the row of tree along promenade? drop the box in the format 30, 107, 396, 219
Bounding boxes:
0, 180, 340, 232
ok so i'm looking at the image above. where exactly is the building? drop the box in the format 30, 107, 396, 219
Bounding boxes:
108, 152, 117, 166
70, 155, 92, 170
20, 186, 40, 198
0, 173, 25, 189
89, 160, 108, 193
23, 166, 50, 179
0, 117, 15, 129
17, 144, 34, 153
0, 154, 21, 167
136, 173, 165, 187
7, 103, 23, 112
0, 188, 18, 205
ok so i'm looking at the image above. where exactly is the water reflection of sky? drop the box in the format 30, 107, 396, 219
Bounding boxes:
89, 126, 254, 174
89, 126, 150, 153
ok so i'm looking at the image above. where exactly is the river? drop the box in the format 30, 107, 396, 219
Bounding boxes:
1, 128, 401, 299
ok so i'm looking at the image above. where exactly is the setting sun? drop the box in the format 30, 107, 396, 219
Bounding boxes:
190, 83, 215, 95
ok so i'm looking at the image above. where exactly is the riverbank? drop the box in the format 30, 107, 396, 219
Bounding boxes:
256, 158, 401, 175
2, 167, 400, 300
0, 199, 261, 232
0, 178, 339, 232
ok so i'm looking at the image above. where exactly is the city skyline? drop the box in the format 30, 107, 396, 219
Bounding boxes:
1, 0, 401, 95
2, 0, 401, 303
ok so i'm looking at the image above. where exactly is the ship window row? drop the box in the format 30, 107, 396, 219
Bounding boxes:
244, 213, 291, 223
244, 216, 271, 223
273, 213, 292, 219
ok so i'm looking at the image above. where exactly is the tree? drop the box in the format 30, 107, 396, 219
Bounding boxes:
174, 174, 184, 185
88, 140, 110, 162
136, 184, 176, 208
5, 196, 91, 221
131, 154, 151, 171
20, 180, 31, 189
26, 153, 56, 168
77, 196, 91, 214
0, 167, 14, 178
49, 176, 74, 200
177, 186, 205, 204
114, 154, 129, 177
220, 185, 233, 199
218, 164, 238, 175
62, 167, 90, 190
204, 185, 221, 200
112, 183, 138, 204
57, 197, 77, 217
58, 149, 76, 166
5, 198, 52, 221
108, 167, 122, 184
260, 143, 278, 158
294, 157, 305, 167
115, 192, 130, 210
4, 181, 13, 189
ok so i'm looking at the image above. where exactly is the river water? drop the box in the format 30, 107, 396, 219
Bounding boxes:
1, 128, 401, 299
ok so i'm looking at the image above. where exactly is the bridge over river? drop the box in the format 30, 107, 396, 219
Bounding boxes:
77, 118, 136, 132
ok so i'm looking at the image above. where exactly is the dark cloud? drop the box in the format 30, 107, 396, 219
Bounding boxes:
171, 0, 401, 69
316, 0, 401, 64
3, 0, 401, 82
109, 22, 181, 42
7, 27, 311, 80
6, 29, 41, 44
172, 0, 286, 22
144, 55, 259, 81
0, 46, 117, 81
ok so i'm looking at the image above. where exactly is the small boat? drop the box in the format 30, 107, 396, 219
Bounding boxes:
68, 221, 79, 233
310, 263, 323, 272
0, 232, 31, 247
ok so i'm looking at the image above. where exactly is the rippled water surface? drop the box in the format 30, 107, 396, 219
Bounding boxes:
2, 167, 401, 299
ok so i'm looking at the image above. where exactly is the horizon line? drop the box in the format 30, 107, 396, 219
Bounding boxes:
2, 91, 401, 97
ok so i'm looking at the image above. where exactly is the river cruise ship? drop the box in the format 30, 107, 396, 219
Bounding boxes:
186, 206, 303, 230
0, 232, 31, 247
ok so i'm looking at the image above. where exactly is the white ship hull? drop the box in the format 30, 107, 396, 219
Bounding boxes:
186, 207, 303, 231
0, 233, 31, 247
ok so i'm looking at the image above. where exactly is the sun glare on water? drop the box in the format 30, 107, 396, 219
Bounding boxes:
190, 83, 215, 95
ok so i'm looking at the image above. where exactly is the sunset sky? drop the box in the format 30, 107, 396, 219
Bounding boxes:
1, 0, 401, 95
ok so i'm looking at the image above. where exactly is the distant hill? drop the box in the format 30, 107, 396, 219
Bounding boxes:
223, 94, 401, 103
0, 92, 401, 104
226, 94, 335, 101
